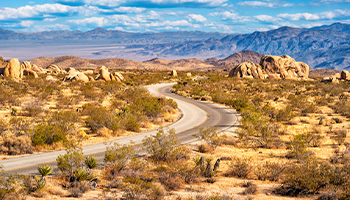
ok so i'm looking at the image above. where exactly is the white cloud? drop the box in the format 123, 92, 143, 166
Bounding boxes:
57, 0, 228, 7
188, 14, 207, 22
211, 11, 252, 22
146, 20, 192, 27
114, 7, 147, 13
20, 20, 34, 27
237, 1, 293, 8
277, 13, 320, 21
278, 9, 350, 21
44, 18, 59, 22
254, 15, 280, 22
0, 4, 103, 21
68, 17, 111, 26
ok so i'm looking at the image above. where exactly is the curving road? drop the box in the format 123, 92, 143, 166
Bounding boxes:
1, 83, 240, 174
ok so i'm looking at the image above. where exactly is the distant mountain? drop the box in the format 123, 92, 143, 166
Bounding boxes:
310, 22, 350, 34
0, 27, 228, 43
138, 23, 350, 70
1, 23, 350, 70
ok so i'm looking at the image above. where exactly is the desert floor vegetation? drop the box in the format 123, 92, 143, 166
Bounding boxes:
0, 70, 180, 156
3, 70, 350, 199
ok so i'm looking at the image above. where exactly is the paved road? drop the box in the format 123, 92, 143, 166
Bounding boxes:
1, 83, 240, 174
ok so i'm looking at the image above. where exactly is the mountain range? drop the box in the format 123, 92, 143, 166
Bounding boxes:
0, 23, 349, 70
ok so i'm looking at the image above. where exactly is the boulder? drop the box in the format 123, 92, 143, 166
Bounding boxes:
64, 72, 89, 83
3, 58, 23, 79
170, 70, 177, 77
341, 70, 350, 80
114, 72, 124, 81
186, 72, 192, 77
47, 64, 62, 74
334, 73, 341, 79
83, 70, 94, 75
229, 61, 266, 79
229, 55, 309, 80
66, 68, 77, 74
32, 64, 45, 73
99, 66, 111, 82
46, 75, 57, 82
88, 76, 95, 82
21, 61, 32, 70
23, 69, 38, 78
260, 55, 309, 79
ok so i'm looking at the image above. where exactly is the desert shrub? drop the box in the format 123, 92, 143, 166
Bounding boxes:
242, 182, 258, 195
83, 104, 121, 133
254, 161, 285, 182
331, 129, 347, 146
286, 133, 309, 160
104, 143, 136, 177
37, 164, 52, 177
0, 168, 23, 199
142, 128, 187, 162
275, 159, 333, 196
1, 135, 33, 155
122, 173, 165, 200
158, 172, 183, 191
197, 143, 213, 153
68, 181, 90, 197
226, 157, 253, 178
197, 126, 222, 150
275, 106, 295, 122
56, 147, 84, 177
85, 156, 99, 169
75, 168, 94, 181
32, 111, 81, 147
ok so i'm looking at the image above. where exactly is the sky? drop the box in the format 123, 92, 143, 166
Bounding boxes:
0, 0, 349, 33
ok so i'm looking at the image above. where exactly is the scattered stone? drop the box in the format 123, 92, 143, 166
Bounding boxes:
3, 58, 23, 79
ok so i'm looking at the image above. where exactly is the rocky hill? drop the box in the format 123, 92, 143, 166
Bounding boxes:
27, 50, 264, 71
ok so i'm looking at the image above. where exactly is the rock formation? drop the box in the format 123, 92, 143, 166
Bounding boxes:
47, 64, 64, 74
341, 70, 350, 81
96, 66, 124, 82
64, 69, 89, 83
23, 69, 38, 78
3, 59, 23, 79
170, 70, 177, 77
229, 55, 310, 80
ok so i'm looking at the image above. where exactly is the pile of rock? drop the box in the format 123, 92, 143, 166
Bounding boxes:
95, 66, 124, 82
63, 66, 125, 83
229, 55, 309, 80
323, 70, 350, 84
0, 57, 125, 83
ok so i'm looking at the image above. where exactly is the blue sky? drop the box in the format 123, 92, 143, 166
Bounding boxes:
0, 0, 349, 33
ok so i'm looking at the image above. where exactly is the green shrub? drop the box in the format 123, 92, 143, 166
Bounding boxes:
227, 157, 253, 178
37, 165, 52, 177
104, 143, 135, 174
197, 126, 222, 150
85, 156, 99, 169
56, 147, 84, 176
254, 161, 285, 182
275, 159, 332, 196
142, 128, 187, 162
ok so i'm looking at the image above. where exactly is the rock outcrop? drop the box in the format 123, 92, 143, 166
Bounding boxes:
64, 69, 89, 83
229, 61, 266, 79
341, 70, 350, 81
170, 70, 177, 77
96, 66, 124, 82
23, 69, 38, 78
47, 64, 64, 74
3, 59, 23, 79
229, 55, 310, 80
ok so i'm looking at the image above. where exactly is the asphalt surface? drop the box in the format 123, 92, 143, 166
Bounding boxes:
1, 83, 240, 175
